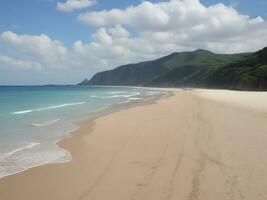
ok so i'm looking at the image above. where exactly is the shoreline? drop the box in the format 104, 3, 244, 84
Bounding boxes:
0, 87, 172, 180
1, 88, 267, 200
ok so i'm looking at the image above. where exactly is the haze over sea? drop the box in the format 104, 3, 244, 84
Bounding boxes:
0, 86, 167, 178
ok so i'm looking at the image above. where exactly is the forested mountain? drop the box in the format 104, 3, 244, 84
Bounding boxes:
80, 47, 267, 90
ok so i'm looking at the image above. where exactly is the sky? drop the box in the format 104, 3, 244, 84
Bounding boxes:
0, 0, 267, 85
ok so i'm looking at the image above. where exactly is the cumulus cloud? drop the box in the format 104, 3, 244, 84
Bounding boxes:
0, 30, 128, 74
0, 31, 69, 69
1, 0, 267, 84
79, 0, 249, 31
78, 0, 267, 53
57, 0, 96, 12
0, 54, 42, 70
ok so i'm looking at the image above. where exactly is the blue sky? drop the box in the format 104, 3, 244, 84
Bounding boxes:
0, 0, 266, 46
0, 0, 267, 85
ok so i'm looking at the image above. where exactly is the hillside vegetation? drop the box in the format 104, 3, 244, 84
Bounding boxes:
81, 47, 267, 90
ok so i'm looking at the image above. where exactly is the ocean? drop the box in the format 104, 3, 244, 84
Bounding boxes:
0, 86, 168, 178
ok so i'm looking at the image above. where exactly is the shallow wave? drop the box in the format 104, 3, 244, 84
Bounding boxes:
12, 110, 33, 115
12, 102, 86, 115
100, 92, 141, 99
0, 89, 166, 179
89, 106, 109, 113
0, 143, 71, 179
105, 91, 126, 94
146, 91, 160, 96
35, 102, 86, 111
0, 142, 40, 162
29, 119, 60, 127
117, 100, 131, 104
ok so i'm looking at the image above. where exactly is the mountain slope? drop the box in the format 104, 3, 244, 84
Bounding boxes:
204, 47, 267, 90
85, 49, 248, 86
147, 47, 267, 90
86, 53, 177, 86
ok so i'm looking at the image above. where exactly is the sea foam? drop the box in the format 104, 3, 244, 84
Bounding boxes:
12, 110, 33, 115
0, 142, 40, 162
100, 92, 141, 99
12, 102, 86, 115
29, 119, 60, 127
0, 86, 165, 179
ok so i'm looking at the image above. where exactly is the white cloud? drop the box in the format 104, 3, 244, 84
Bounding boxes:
78, 1, 171, 31
78, 0, 267, 54
1, 31, 69, 69
0, 54, 42, 70
108, 25, 130, 39
79, 0, 248, 31
92, 28, 113, 45
0, 31, 127, 74
1, 0, 267, 84
57, 0, 96, 12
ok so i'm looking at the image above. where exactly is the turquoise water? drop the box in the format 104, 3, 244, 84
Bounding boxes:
0, 86, 167, 178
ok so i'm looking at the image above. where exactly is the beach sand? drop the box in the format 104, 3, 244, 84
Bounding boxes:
1, 88, 267, 200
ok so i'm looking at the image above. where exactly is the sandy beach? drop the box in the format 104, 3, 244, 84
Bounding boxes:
1, 88, 267, 200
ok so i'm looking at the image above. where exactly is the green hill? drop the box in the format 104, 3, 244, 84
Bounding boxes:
81, 47, 267, 90
203, 47, 267, 90
85, 49, 247, 85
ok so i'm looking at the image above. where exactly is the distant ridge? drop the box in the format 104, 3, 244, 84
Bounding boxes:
78, 79, 89, 86
80, 47, 267, 90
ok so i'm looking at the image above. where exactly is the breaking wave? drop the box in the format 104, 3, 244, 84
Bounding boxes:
12, 102, 86, 115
